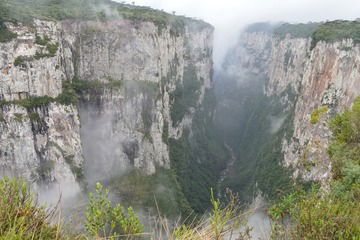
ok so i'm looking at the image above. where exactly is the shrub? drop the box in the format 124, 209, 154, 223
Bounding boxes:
35, 35, 50, 46
0, 22, 16, 43
0, 177, 60, 240
34, 43, 59, 59
46, 43, 59, 56
270, 96, 360, 239
84, 182, 144, 239
15, 95, 53, 108
269, 185, 360, 239
170, 189, 252, 240
13, 113, 23, 122
28, 111, 41, 122
328, 96, 360, 178
14, 56, 26, 67
310, 105, 328, 124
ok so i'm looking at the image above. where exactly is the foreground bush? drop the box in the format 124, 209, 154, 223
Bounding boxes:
269, 97, 360, 239
84, 183, 144, 239
0, 177, 60, 240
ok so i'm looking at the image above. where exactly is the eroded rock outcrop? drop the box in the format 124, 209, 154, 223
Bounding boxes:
0, 16, 213, 194
220, 25, 360, 185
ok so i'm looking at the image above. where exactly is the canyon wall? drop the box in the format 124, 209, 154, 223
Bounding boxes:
218, 26, 360, 197
0, 16, 214, 195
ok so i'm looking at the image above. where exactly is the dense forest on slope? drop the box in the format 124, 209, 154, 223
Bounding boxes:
246, 20, 360, 49
215, 71, 293, 203
0, 0, 209, 29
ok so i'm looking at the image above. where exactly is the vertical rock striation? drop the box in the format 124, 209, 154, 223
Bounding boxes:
0, 16, 214, 195
220, 24, 360, 190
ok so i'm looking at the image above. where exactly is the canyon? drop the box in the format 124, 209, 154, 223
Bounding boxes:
0, 2, 360, 231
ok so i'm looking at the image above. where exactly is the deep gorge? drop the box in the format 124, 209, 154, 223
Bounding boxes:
0, 0, 360, 238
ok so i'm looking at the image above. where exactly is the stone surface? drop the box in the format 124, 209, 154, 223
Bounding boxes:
0, 18, 213, 193
228, 31, 360, 182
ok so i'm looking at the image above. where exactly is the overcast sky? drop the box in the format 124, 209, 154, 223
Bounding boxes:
119, 0, 360, 66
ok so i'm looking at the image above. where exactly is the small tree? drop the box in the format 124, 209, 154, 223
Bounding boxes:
85, 183, 143, 239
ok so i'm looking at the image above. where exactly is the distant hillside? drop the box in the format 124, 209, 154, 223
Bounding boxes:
0, 0, 210, 28
245, 20, 360, 50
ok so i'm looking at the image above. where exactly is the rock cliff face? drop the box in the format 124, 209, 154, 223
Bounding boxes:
0, 17, 213, 194
220, 27, 360, 186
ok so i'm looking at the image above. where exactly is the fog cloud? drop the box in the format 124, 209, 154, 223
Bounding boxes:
122, 0, 360, 67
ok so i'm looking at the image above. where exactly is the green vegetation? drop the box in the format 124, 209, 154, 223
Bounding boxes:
0, 177, 145, 239
328, 96, 360, 178
162, 121, 169, 144
269, 96, 360, 239
35, 35, 50, 46
0, 0, 209, 34
218, 77, 294, 203
13, 113, 24, 122
71, 77, 124, 93
269, 185, 359, 239
0, 177, 60, 240
298, 147, 313, 171
0, 21, 16, 42
170, 65, 201, 126
46, 43, 59, 56
85, 182, 144, 239
170, 189, 251, 240
0, 77, 124, 108
0, 176, 252, 239
34, 42, 59, 59
311, 20, 360, 50
107, 168, 192, 218
169, 89, 229, 213
14, 56, 26, 67
14, 42, 58, 66
28, 111, 42, 122
16, 96, 53, 108
310, 105, 328, 124
273, 22, 320, 39
64, 155, 84, 182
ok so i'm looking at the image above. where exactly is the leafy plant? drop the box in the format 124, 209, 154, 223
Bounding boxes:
84, 182, 144, 239
14, 56, 26, 67
310, 105, 328, 124
0, 177, 60, 240
269, 96, 360, 239
269, 185, 360, 239
35, 35, 50, 46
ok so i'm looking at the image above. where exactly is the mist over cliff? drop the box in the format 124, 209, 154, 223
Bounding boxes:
0, 0, 360, 239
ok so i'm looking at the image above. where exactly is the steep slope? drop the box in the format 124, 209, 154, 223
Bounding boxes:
0, 1, 226, 213
217, 21, 360, 200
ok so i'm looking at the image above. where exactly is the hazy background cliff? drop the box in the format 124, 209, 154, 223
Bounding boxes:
215, 21, 360, 202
